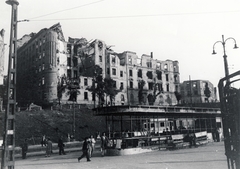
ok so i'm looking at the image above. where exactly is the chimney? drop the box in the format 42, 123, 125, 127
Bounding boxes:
150, 52, 153, 58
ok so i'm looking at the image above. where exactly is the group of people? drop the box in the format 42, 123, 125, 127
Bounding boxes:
42, 135, 66, 157
21, 132, 109, 162
78, 132, 109, 162
77, 135, 96, 162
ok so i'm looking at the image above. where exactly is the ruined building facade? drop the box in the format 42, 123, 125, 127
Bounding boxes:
16, 23, 180, 107
180, 80, 217, 104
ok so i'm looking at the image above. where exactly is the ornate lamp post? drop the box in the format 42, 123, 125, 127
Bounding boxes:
212, 35, 238, 78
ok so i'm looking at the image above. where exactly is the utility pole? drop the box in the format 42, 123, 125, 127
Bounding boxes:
1, 0, 19, 169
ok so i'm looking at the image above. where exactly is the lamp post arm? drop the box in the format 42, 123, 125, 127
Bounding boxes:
224, 37, 238, 45
212, 41, 223, 50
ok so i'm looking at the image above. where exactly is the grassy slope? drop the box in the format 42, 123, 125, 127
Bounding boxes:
15, 105, 106, 146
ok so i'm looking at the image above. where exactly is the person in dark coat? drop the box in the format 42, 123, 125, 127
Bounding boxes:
78, 137, 91, 162
21, 139, 28, 159
45, 138, 53, 157
101, 132, 108, 157
58, 136, 66, 155
41, 135, 46, 147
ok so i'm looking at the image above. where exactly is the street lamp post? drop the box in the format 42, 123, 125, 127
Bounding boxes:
212, 35, 238, 79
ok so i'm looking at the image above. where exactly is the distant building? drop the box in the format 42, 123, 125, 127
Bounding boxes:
180, 80, 217, 104
16, 23, 180, 107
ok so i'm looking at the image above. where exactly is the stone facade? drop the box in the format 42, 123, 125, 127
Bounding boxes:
16, 23, 180, 107
77, 40, 181, 106
180, 80, 217, 104
17, 23, 66, 106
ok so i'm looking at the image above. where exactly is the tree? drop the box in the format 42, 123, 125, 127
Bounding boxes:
86, 65, 105, 107
57, 77, 66, 105
104, 78, 120, 106
87, 65, 121, 107
57, 75, 80, 104
66, 79, 80, 102
147, 79, 163, 105
174, 91, 182, 104
204, 83, 211, 102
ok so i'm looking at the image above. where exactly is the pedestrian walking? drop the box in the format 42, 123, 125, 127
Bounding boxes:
78, 137, 91, 162
21, 139, 28, 159
216, 127, 220, 142
58, 136, 66, 155
89, 135, 96, 158
101, 132, 108, 156
41, 135, 46, 147
45, 138, 53, 157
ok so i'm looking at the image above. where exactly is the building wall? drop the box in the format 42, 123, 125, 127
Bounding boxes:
77, 41, 180, 106
16, 23, 181, 107
180, 80, 217, 104
17, 23, 66, 106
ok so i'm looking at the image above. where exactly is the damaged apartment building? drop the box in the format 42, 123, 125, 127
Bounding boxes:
16, 23, 180, 107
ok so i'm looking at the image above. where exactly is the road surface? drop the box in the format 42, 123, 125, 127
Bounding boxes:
15, 142, 227, 169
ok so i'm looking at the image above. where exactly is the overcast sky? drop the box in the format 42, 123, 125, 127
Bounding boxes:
1, 0, 240, 88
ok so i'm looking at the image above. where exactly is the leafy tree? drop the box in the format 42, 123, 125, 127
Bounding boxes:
66, 79, 80, 102
147, 79, 163, 105
87, 65, 121, 107
87, 65, 105, 107
204, 83, 211, 102
174, 91, 182, 104
57, 75, 80, 104
104, 78, 120, 106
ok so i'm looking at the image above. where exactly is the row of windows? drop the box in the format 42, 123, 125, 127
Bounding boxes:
83, 92, 125, 103
104, 55, 178, 72
83, 77, 177, 91
108, 67, 178, 82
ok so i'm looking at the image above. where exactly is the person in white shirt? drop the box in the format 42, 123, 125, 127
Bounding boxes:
89, 135, 96, 158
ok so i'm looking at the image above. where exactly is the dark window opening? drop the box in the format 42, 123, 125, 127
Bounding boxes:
67, 58, 71, 67
129, 69, 133, 77
112, 68, 116, 75
156, 70, 162, 80
166, 84, 169, 92
138, 69, 142, 78
120, 82, 124, 90
148, 82, 153, 90
120, 71, 123, 77
166, 74, 169, 81
84, 78, 88, 86
84, 92, 88, 100
130, 81, 133, 88
147, 71, 153, 79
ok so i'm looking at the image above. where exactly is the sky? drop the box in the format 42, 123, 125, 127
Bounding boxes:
1, 0, 240, 88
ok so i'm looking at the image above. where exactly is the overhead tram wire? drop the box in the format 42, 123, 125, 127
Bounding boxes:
25, 0, 105, 20
22, 10, 240, 22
